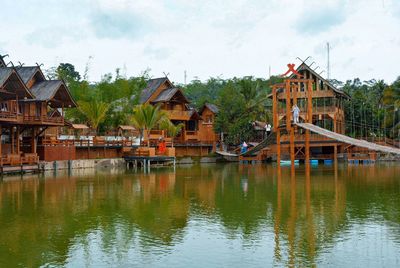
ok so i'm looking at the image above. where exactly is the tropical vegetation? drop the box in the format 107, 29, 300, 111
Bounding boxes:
48, 62, 400, 144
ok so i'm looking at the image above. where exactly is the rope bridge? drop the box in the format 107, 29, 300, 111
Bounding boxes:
296, 123, 400, 155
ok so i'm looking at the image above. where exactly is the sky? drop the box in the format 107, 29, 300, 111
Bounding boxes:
1, 0, 400, 84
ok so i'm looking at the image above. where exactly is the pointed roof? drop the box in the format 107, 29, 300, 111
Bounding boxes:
140, 77, 172, 103
151, 87, 189, 103
199, 103, 219, 114
16, 66, 45, 85
0, 68, 12, 86
0, 67, 34, 98
291, 63, 350, 99
29, 80, 77, 108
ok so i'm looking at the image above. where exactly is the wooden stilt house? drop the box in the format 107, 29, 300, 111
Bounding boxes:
0, 57, 77, 168
140, 77, 219, 156
270, 62, 350, 161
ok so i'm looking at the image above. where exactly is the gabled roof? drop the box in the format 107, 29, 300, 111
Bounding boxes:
16, 66, 45, 85
29, 80, 77, 108
151, 87, 189, 103
188, 109, 201, 120
0, 67, 34, 98
199, 103, 219, 114
291, 63, 350, 99
140, 77, 172, 103
71, 124, 89, 129
0, 68, 12, 86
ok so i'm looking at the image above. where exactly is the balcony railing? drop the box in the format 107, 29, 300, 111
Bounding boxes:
165, 110, 191, 120
23, 115, 64, 124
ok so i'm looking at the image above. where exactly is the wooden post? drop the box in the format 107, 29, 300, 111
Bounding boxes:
11, 127, 14, 154
305, 129, 310, 164
31, 127, 37, 154
285, 80, 291, 131
334, 113, 337, 133
334, 145, 338, 164
276, 129, 281, 163
272, 86, 278, 128
290, 127, 295, 165
307, 81, 313, 123
16, 126, 20, 154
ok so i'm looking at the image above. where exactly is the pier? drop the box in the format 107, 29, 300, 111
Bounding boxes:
123, 155, 176, 171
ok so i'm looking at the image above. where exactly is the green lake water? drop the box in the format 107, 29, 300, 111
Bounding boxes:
0, 163, 399, 267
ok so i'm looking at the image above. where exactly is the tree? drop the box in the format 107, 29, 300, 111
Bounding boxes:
131, 104, 168, 147
56, 63, 81, 85
160, 119, 184, 147
78, 100, 110, 133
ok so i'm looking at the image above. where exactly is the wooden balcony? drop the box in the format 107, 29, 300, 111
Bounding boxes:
22, 115, 64, 125
0, 100, 18, 121
184, 130, 198, 141
0, 110, 18, 121
165, 110, 192, 120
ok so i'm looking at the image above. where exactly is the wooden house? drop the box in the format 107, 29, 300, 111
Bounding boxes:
270, 62, 350, 161
140, 77, 202, 143
198, 103, 219, 143
140, 77, 219, 156
0, 58, 77, 168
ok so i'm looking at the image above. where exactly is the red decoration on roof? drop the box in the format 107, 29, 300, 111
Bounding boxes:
281, 63, 303, 78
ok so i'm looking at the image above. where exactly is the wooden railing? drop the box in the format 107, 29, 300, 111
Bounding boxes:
42, 138, 134, 147
23, 115, 64, 124
0, 100, 18, 120
165, 110, 191, 120
0, 153, 39, 166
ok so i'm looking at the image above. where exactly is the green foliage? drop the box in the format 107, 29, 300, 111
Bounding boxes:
49, 63, 147, 134
130, 104, 168, 146
214, 82, 253, 144
342, 77, 400, 138
159, 119, 184, 147
78, 100, 110, 131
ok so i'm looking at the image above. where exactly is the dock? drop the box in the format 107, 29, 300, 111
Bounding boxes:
123, 155, 176, 171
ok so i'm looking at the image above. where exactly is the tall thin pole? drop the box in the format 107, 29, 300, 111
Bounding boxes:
327, 42, 330, 80
184, 70, 187, 85
269, 66, 271, 79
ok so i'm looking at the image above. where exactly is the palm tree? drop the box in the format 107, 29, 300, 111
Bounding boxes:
160, 119, 184, 148
237, 78, 269, 121
78, 100, 110, 133
131, 104, 168, 147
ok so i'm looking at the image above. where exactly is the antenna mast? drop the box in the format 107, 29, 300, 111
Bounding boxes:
268, 66, 271, 79
327, 42, 330, 79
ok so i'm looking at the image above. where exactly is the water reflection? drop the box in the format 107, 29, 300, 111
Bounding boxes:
0, 163, 399, 267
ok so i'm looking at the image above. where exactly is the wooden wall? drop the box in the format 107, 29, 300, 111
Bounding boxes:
175, 145, 213, 157
37, 145, 76, 161
198, 107, 218, 143
75, 147, 121, 160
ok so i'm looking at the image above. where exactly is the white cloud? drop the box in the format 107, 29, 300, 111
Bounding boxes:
1, 0, 399, 84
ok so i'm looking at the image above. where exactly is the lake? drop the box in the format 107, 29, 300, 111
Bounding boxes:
0, 163, 399, 267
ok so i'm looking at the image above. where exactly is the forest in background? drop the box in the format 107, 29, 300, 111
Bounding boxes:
48, 63, 400, 144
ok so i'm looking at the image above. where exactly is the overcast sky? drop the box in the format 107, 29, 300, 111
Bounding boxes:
1, 0, 399, 84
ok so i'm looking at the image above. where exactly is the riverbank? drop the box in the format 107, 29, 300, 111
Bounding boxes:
40, 156, 223, 171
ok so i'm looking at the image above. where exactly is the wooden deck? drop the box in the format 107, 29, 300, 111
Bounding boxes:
123, 155, 176, 171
